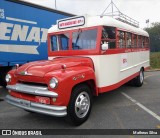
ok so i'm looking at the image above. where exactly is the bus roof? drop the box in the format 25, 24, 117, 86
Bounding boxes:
48, 15, 149, 37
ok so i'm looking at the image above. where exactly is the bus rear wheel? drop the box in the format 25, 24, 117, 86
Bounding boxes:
133, 69, 144, 87
67, 84, 92, 126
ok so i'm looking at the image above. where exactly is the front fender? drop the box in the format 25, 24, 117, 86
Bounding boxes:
44, 66, 96, 106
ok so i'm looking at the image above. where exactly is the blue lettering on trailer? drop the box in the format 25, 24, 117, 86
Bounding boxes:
0, 0, 70, 66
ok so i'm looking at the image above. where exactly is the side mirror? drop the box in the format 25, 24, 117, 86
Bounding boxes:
101, 42, 109, 51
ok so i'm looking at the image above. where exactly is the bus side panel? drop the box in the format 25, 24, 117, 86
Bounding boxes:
0, 0, 70, 66
119, 50, 150, 81
89, 50, 150, 93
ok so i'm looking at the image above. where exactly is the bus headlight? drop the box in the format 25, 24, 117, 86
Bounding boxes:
49, 77, 58, 89
5, 74, 11, 83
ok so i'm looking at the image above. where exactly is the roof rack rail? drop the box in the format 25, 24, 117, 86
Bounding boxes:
100, 0, 139, 28
104, 11, 139, 28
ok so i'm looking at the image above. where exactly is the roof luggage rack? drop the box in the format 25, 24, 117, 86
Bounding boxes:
100, 0, 139, 28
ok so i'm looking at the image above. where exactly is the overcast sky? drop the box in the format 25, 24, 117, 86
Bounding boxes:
22, 0, 160, 28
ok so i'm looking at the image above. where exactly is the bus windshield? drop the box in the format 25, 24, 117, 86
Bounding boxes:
72, 29, 97, 50
50, 28, 98, 51
50, 33, 69, 51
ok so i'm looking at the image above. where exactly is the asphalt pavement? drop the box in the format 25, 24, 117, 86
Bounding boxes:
0, 71, 160, 136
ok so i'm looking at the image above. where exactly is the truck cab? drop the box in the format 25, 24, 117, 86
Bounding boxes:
5, 16, 100, 125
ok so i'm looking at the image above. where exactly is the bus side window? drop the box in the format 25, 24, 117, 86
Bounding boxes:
126, 33, 132, 48
133, 34, 137, 48
51, 35, 58, 51
102, 27, 116, 39
102, 28, 109, 39
138, 36, 141, 48
72, 29, 97, 50
117, 31, 125, 48
101, 27, 116, 49
142, 36, 145, 48
60, 34, 69, 50
50, 34, 69, 51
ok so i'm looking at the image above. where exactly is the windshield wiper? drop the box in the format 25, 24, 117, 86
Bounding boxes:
75, 29, 82, 47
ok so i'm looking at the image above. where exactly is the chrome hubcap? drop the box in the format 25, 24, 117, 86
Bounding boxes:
140, 71, 144, 83
75, 92, 90, 118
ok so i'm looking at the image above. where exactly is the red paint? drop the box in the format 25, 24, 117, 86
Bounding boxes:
44, 66, 96, 105
8, 57, 96, 106
10, 91, 38, 103
144, 66, 150, 71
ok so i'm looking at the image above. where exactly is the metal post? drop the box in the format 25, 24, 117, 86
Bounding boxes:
111, 0, 113, 17
146, 19, 149, 28
55, 0, 57, 9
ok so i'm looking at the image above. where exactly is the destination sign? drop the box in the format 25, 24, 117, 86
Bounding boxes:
58, 16, 85, 29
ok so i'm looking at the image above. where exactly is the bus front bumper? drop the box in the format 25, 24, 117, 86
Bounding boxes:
5, 95, 67, 117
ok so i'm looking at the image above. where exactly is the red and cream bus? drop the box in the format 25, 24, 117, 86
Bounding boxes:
5, 15, 150, 125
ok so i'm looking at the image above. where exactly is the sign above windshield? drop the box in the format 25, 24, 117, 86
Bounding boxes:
58, 16, 85, 29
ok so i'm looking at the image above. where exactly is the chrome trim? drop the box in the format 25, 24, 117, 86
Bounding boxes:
49, 77, 58, 89
18, 71, 33, 76
120, 60, 149, 72
75, 91, 90, 118
6, 83, 58, 98
5, 95, 67, 117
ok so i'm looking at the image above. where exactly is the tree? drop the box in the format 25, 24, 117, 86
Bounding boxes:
145, 22, 160, 52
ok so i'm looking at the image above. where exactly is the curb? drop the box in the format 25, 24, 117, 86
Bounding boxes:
146, 69, 160, 72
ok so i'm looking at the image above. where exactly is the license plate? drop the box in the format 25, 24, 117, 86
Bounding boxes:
35, 96, 50, 105
19, 99, 30, 107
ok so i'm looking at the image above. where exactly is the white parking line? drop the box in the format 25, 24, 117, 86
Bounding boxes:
122, 92, 160, 122
144, 74, 154, 79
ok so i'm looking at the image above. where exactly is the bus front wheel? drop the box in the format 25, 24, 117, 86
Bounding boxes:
67, 84, 92, 126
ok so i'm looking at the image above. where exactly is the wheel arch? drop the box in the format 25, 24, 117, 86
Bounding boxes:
71, 79, 98, 97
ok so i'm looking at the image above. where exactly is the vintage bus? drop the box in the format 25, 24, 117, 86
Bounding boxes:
5, 15, 150, 125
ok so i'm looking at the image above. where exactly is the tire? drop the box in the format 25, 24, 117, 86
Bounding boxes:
24, 109, 34, 113
67, 84, 92, 126
0, 70, 6, 87
133, 69, 144, 87
0, 67, 12, 87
